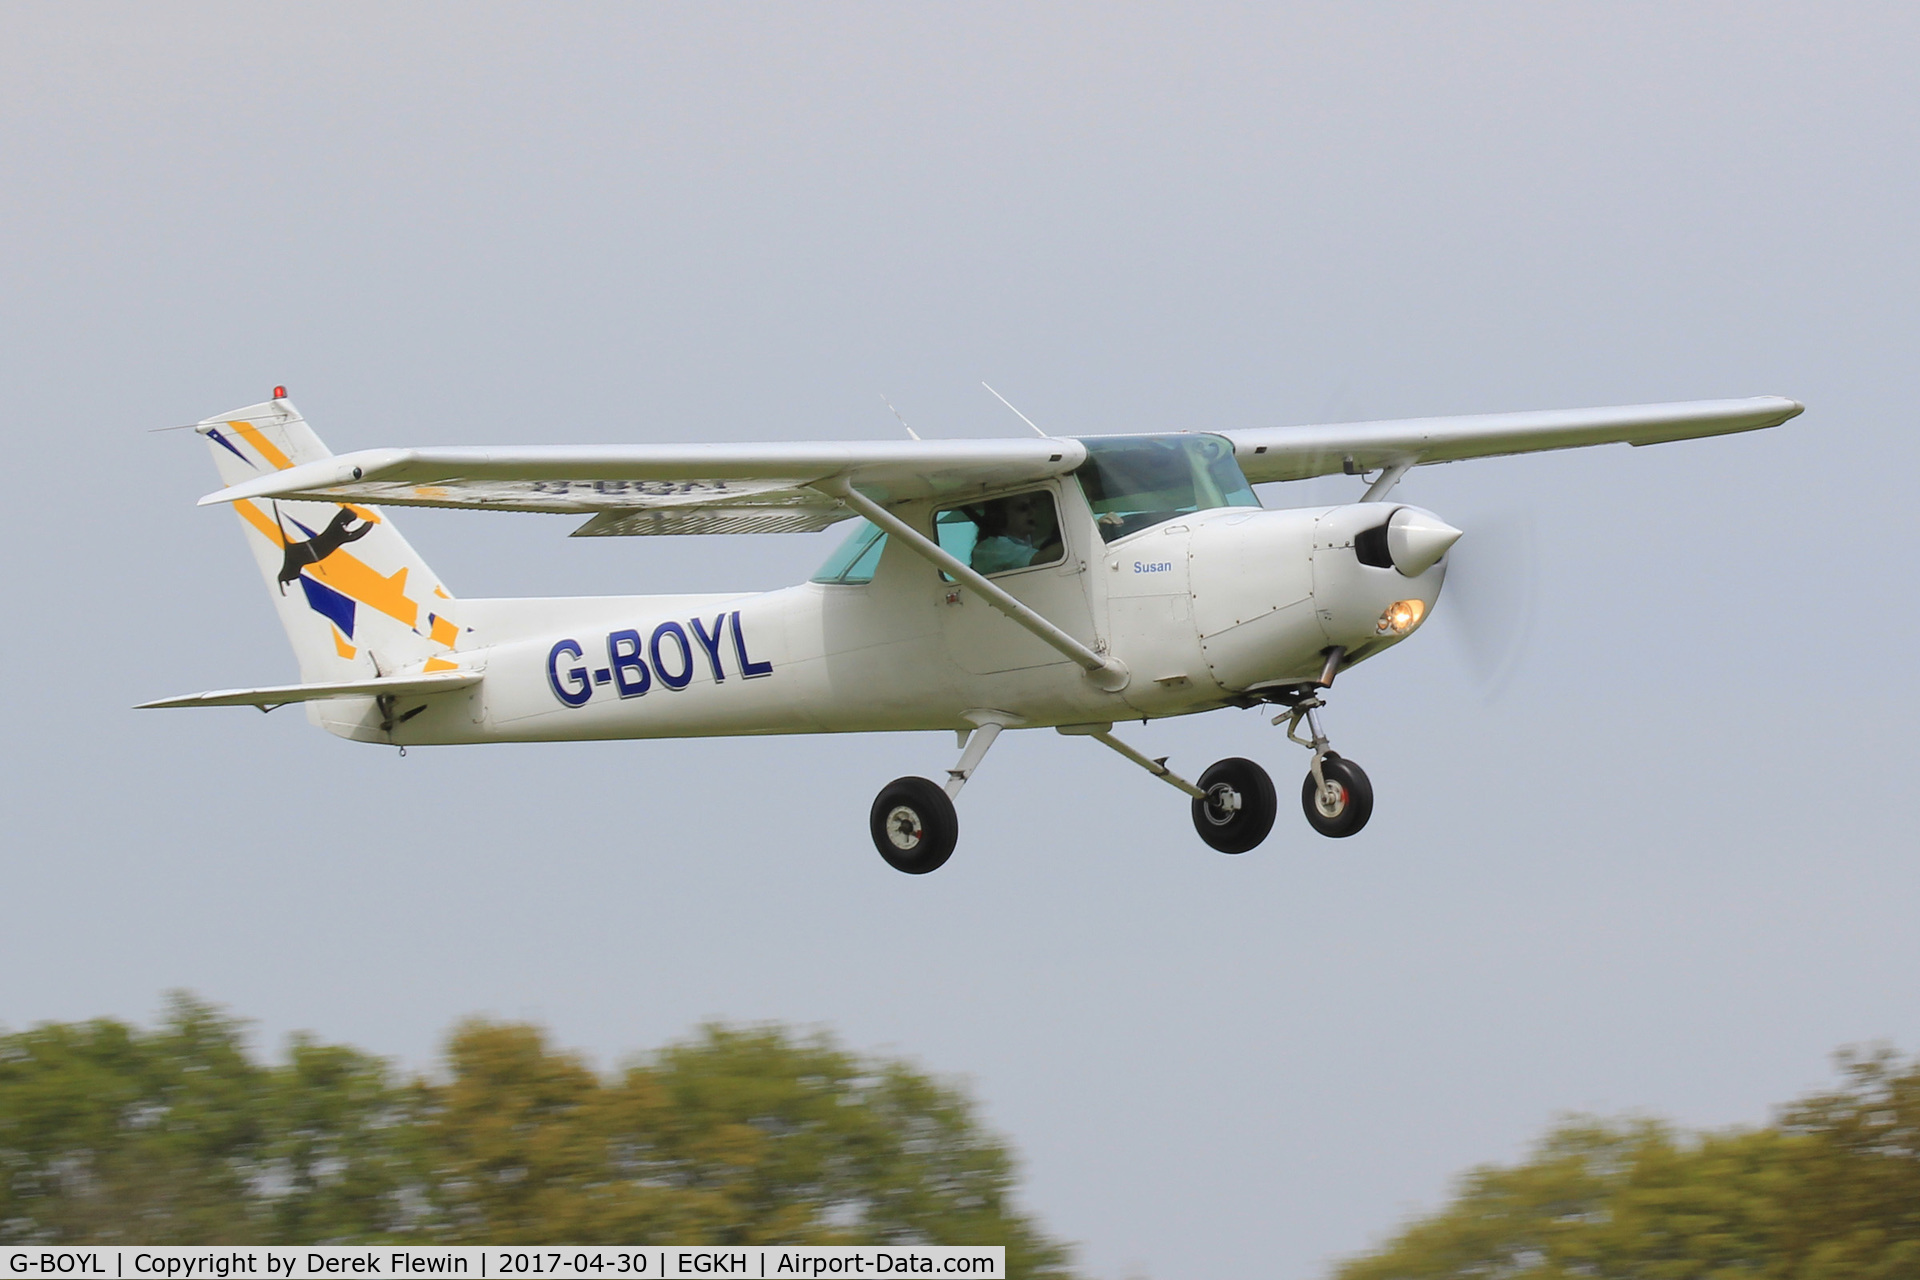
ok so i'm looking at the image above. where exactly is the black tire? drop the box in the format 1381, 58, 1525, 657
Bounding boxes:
1301, 753, 1373, 838
869, 776, 959, 874
1190, 757, 1278, 854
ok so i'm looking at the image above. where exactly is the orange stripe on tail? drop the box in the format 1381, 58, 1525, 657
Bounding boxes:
228, 419, 294, 471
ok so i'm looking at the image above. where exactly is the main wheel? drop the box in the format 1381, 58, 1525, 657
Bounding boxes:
1301, 753, 1373, 837
869, 776, 959, 874
1190, 757, 1278, 854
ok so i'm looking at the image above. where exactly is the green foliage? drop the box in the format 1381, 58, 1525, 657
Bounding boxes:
1335, 1050, 1920, 1280
0, 993, 274, 1242
0, 997, 1073, 1277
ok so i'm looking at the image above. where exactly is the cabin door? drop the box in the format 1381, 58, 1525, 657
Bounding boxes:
935, 485, 1099, 675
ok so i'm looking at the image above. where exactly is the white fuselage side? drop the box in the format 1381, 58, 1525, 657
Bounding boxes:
321, 485, 1449, 746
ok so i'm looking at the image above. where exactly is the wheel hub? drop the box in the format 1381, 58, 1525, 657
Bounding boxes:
1203, 783, 1243, 826
886, 806, 924, 850
1315, 782, 1348, 818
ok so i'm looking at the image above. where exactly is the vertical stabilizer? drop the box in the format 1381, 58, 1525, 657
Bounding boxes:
198, 394, 465, 691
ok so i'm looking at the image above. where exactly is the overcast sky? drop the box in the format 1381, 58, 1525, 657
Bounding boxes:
4, 4, 1918, 1277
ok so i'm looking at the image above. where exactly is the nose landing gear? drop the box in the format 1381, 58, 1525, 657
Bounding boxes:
1274, 691, 1374, 838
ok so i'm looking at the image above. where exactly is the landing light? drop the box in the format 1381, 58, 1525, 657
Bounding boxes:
1378, 599, 1426, 635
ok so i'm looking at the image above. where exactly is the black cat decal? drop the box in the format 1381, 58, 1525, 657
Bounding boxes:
275, 506, 374, 592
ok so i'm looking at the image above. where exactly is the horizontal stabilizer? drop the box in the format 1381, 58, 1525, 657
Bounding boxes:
137, 671, 480, 710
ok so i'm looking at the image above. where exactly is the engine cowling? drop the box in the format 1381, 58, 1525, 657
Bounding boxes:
1169, 503, 1458, 696
1311, 503, 1458, 654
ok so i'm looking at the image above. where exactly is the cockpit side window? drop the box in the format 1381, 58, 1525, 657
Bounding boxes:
1074, 433, 1260, 542
935, 489, 1065, 580
811, 519, 888, 584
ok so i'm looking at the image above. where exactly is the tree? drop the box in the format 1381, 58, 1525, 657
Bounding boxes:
0, 996, 1075, 1278
0, 993, 268, 1243
258, 1033, 421, 1243
417, 1020, 1073, 1276
1334, 1050, 1920, 1279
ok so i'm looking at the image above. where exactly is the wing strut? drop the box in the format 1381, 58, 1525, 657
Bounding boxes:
817, 480, 1131, 692
1361, 461, 1413, 502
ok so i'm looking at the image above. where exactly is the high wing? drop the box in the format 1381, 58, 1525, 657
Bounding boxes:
1221, 396, 1802, 484
199, 438, 1087, 536
195, 396, 1799, 535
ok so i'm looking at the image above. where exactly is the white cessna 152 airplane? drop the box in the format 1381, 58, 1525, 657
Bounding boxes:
147, 388, 1800, 873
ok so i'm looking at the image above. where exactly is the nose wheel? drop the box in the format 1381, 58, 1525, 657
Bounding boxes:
1301, 752, 1372, 838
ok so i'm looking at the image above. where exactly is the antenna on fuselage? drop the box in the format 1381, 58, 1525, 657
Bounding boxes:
981, 382, 1049, 438
879, 393, 921, 441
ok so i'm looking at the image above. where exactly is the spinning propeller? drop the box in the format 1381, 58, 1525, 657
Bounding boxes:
1434, 507, 1539, 701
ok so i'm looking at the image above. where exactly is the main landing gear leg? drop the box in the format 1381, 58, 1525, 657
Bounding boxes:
1273, 690, 1374, 838
1062, 724, 1206, 800
868, 716, 1012, 875
1061, 724, 1278, 856
945, 721, 1005, 799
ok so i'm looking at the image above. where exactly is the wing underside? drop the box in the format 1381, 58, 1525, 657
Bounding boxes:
199, 438, 1087, 535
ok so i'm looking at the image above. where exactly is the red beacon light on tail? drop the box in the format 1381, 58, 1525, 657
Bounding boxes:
273, 386, 287, 400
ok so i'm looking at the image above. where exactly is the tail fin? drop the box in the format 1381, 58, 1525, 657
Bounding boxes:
199, 394, 465, 684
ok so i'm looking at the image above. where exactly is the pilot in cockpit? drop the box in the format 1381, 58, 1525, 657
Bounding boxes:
969, 492, 1062, 575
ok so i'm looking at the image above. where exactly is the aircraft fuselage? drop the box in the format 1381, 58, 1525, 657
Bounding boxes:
318, 494, 1449, 746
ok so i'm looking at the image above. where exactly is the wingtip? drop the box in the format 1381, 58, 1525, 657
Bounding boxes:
1759, 396, 1806, 426
133, 694, 200, 709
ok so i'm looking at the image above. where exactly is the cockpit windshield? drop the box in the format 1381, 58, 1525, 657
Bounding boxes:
1074, 433, 1260, 542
